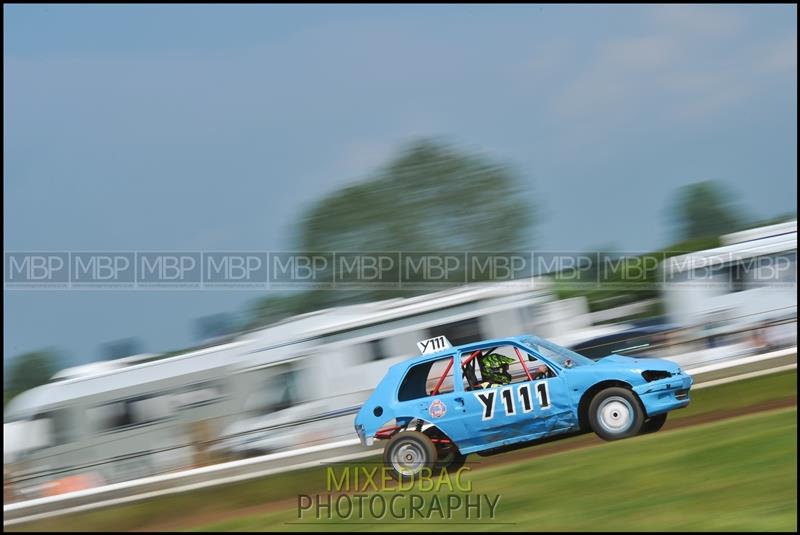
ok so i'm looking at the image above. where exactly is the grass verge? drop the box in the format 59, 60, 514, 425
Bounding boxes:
8, 370, 796, 532
200, 408, 798, 532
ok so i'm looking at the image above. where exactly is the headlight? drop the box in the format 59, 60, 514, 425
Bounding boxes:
642, 370, 672, 382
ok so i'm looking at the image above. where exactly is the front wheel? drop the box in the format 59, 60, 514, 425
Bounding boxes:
383, 431, 437, 482
589, 387, 645, 441
641, 413, 667, 434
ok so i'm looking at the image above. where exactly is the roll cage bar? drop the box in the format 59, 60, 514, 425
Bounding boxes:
375, 341, 544, 442
430, 345, 533, 396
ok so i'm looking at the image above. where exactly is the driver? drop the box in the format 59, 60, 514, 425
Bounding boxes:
479, 353, 516, 388
531, 364, 550, 380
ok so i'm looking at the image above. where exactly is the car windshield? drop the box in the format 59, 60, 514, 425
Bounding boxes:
519, 336, 595, 369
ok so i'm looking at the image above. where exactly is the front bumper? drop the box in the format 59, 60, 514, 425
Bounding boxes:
634, 372, 693, 417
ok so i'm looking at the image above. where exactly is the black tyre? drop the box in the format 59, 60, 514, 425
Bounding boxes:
641, 413, 668, 434
383, 431, 437, 482
423, 428, 466, 473
588, 387, 645, 441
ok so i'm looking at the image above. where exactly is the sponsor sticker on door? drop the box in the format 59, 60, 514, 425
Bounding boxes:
429, 399, 447, 418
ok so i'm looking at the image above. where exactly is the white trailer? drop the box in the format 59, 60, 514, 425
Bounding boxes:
662, 220, 797, 329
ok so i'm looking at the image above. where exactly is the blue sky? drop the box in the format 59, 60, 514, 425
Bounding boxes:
4, 4, 797, 366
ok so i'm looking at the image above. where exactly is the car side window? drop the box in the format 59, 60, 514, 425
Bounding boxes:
398, 356, 455, 401
522, 349, 557, 381
462, 345, 555, 391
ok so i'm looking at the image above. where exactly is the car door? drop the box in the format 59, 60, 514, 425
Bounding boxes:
520, 368, 575, 437
391, 354, 471, 443
454, 343, 575, 453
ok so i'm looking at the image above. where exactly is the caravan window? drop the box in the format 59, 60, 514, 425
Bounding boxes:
89, 401, 132, 432
34, 409, 74, 446
130, 395, 170, 422
245, 364, 301, 415
367, 339, 388, 361
89, 395, 170, 433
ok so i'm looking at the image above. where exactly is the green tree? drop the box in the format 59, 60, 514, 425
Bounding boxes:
669, 181, 747, 241
4, 350, 60, 406
302, 139, 536, 308
300, 139, 535, 253
248, 139, 538, 326
753, 211, 797, 227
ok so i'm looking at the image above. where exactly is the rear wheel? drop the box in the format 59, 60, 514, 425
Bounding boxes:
641, 413, 668, 434
424, 428, 466, 473
589, 387, 645, 441
383, 431, 437, 482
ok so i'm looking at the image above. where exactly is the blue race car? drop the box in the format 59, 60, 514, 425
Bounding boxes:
354, 334, 692, 481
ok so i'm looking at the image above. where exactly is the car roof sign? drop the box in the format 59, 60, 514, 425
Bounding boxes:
417, 335, 452, 355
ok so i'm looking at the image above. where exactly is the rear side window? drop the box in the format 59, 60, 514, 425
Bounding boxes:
398, 356, 455, 401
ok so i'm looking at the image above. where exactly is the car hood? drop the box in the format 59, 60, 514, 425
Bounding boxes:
596, 354, 681, 373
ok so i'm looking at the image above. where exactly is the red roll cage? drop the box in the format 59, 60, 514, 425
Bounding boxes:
431, 346, 533, 395
375, 346, 535, 441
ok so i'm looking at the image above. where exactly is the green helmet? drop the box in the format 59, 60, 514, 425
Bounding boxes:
482, 353, 516, 368
481, 353, 515, 384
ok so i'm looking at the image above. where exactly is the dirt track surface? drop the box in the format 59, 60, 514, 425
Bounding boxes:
138, 396, 796, 532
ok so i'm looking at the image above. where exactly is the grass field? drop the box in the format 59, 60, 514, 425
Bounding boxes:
675, 368, 796, 420
196, 408, 797, 532
8, 370, 797, 532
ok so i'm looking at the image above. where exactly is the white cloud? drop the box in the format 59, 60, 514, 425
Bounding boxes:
647, 4, 745, 38
550, 5, 796, 125
755, 34, 797, 75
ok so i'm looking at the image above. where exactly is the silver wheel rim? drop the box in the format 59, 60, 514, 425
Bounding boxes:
597, 396, 634, 434
391, 441, 426, 475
